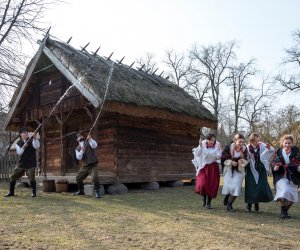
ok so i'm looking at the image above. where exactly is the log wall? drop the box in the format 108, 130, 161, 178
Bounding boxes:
116, 114, 199, 183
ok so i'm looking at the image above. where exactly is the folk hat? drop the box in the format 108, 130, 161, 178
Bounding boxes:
19, 127, 28, 134
76, 133, 84, 141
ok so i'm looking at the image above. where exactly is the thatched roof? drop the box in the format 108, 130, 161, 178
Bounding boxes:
5, 35, 217, 130
45, 38, 217, 122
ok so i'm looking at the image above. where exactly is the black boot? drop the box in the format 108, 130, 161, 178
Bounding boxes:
73, 183, 84, 195
94, 183, 101, 199
207, 197, 212, 209
280, 206, 286, 219
30, 181, 37, 197
284, 205, 292, 219
202, 195, 207, 207
4, 180, 16, 197
223, 194, 230, 206
245, 203, 252, 212
227, 202, 235, 212
254, 203, 259, 212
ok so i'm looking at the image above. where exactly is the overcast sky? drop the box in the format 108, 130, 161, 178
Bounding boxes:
41, 0, 300, 106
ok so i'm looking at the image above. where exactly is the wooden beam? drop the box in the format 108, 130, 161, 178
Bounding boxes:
159, 71, 164, 77
4, 33, 49, 130
54, 115, 62, 125
42, 46, 100, 107
92, 46, 101, 56
106, 52, 114, 60
66, 37, 72, 44
138, 64, 145, 71
152, 68, 159, 75
129, 61, 135, 68
117, 56, 125, 64
80, 42, 90, 51
41, 117, 46, 178
83, 106, 93, 121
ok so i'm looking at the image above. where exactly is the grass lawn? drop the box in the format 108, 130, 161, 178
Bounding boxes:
0, 178, 299, 250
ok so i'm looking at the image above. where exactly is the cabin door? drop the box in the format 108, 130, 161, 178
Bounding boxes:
63, 124, 80, 173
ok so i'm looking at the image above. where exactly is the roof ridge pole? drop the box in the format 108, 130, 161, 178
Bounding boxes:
66, 36, 72, 44
92, 46, 101, 56
80, 42, 90, 51
138, 64, 145, 71
129, 61, 135, 68
106, 52, 114, 60
152, 68, 159, 75
117, 56, 125, 64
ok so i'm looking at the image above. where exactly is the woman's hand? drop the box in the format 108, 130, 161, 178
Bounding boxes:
298, 166, 300, 172
273, 165, 279, 171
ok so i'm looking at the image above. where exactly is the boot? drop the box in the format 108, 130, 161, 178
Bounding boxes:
207, 196, 212, 209
4, 180, 16, 197
284, 205, 292, 219
94, 183, 101, 199
254, 203, 259, 212
73, 183, 84, 195
227, 202, 235, 212
280, 206, 286, 219
202, 195, 207, 207
30, 181, 37, 197
223, 194, 230, 206
245, 203, 252, 212
227, 196, 236, 212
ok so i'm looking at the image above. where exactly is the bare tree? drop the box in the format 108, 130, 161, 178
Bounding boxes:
163, 49, 191, 89
255, 105, 300, 147
135, 52, 158, 74
227, 59, 256, 133
189, 41, 237, 118
239, 76, 273, 132
275, 30, 300, 92
0, 0, 58, 153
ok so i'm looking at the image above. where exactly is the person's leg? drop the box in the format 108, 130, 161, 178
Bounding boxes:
246, 203, 252, 212
207, 196, 212, 209
223, 194, 230, 206
227, 195, 237, 212
27, 168, 36, 197
89, 164, 101, 198
254, 203, 259, 211
4, 166, 24, 197
73, 167, 89, 195
202, 194, 207, 207
284, 203, 293, 219
280, 206, 286, 219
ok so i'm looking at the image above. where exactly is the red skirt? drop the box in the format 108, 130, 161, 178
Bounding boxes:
195, 162, 220, 198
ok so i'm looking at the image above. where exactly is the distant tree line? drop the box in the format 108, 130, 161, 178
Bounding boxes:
137, 30, 300, 146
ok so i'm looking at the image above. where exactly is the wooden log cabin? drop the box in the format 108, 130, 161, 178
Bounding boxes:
4, 34, 217, 185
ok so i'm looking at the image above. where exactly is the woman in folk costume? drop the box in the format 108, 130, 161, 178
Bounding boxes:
221, 133, 248, 212
272, 134, 300, 219
193, 133, 222, 209
245, 133, 274, 212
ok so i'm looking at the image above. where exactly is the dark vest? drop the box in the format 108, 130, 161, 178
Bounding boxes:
17, 139, 37, 169
76, 143, 98, 167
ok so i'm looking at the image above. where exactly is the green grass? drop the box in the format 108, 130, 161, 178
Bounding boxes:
0, 178, 299, 250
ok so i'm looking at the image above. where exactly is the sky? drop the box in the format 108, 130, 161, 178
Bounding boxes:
39, 0, 300, 106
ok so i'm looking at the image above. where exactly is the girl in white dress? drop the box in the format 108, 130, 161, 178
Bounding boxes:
221, 134, 249, 212
272, 134, 300, 219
